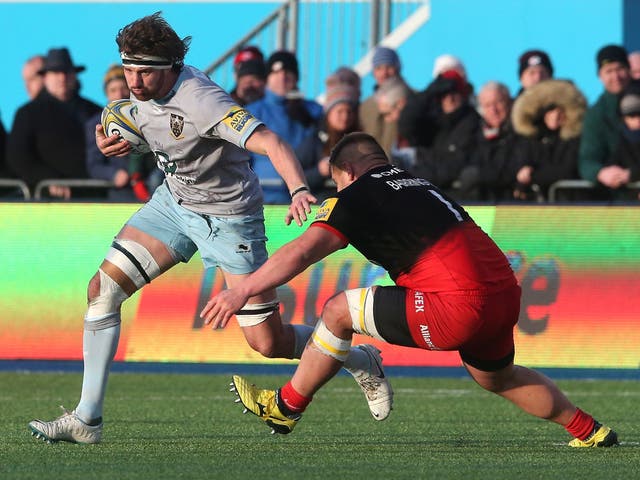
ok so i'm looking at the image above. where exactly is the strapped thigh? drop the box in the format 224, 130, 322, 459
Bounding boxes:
85, 239, 162, 330
105, 239, 162, 289
235, 300, 279, 327
344, 287, 384, 341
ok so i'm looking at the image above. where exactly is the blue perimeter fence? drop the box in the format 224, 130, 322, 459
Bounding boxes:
2, 360, 638, 381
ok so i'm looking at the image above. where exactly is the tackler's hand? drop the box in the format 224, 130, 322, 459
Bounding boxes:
285, 188, 316, 226
200, 288, 250, 330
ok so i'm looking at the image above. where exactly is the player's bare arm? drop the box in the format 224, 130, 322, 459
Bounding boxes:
95, 123, 132, 157
201, 226, 345, 329
244, 126, 317, 226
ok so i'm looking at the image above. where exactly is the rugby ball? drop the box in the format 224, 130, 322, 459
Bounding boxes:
101, 99, 150, 154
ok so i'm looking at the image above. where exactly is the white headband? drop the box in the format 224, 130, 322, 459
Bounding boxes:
121, 52, 173, 69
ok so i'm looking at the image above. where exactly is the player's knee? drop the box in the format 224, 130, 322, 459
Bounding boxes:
320, 292, 352, 336
87, 272, 102, 301
468, 364, 515, 394
85, 269, 129, 330
245, 335, 279, 358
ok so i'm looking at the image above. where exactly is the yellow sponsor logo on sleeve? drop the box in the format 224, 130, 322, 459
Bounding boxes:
221, 106, 254, 133
314, 198, 338, 221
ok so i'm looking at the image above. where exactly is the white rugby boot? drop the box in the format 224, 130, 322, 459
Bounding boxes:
29, 406, 102, 444
350, 344, 394, 421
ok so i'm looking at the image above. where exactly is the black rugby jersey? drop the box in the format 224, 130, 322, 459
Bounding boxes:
311, 164, 472, 280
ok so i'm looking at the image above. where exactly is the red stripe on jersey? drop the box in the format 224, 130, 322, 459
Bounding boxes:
310, 222, 349, 246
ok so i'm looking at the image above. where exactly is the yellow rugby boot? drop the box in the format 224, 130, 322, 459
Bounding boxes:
568, 423, 619, 448
230, 375, 301, 434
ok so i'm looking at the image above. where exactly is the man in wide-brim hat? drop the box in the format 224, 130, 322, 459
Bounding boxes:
6, 46, 101, 198
38, 47, 86, 102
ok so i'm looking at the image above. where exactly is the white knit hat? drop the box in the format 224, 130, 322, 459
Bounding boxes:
432, 54, 466, 79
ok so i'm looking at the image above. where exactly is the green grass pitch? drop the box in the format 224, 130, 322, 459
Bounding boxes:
1, 371, 638, 479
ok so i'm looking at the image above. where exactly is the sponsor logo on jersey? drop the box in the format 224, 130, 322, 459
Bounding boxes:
222, 106, 254, 133
414, 291, 425, 313
371, 167, 403, 178
170, 114, 185, 139
314, 198, 338, 221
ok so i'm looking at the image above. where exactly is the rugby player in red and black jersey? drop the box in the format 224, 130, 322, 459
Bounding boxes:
201, 132, 618, 447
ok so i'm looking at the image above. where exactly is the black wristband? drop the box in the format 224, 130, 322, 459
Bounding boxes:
290, 185, 309, 198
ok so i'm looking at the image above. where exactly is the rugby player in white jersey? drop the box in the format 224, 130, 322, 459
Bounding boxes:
28, 12, 392, 444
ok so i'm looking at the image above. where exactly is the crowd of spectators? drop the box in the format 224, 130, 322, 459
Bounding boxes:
1, 42, 639, 203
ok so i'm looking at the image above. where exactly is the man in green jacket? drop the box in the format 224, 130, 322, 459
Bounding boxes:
578, 45, 631, 191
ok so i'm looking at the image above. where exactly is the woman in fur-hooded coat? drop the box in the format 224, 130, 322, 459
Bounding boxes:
511, 79, 587, 199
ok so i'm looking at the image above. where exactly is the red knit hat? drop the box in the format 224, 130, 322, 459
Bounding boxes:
233, 46, 264, 71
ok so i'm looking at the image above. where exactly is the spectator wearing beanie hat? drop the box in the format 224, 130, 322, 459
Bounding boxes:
360, 45, 410, 156
83, 64, 160, 202
323, 82, 359, 114
605, 79, 640, 200
517, 49, 553, 95
578, 44, 631, 195
233, 45, 264, 72
230, 59, 266, 106
326, 66, 361, 100
245, 49, 322, 204
296, 79, 360, 201
432, 54, 467, 79
398, 68, 480, 200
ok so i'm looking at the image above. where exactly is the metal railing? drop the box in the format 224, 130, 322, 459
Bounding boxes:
0, 177, 636, 203
34, 179, 115, 200
0, 179, 31, 199
547, 180, 640, 203
203, 0, 430, 98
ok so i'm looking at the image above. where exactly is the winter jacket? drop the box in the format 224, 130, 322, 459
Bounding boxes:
608, 127, 640, 182
462, 120, 525, 201
246, 89, 322, 204
7, 89, 101, 190
359, 92, 397, 157
511, 80, 586, 197
294, 130, 337, 201
578, 90, 622, 182
0, 116, 9, 178
408, 103, 480, 190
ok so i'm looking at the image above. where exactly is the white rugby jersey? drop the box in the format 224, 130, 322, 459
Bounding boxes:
132, 65, 264, 216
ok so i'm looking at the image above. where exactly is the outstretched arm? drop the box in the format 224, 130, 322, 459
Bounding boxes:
245, 126, 317, 226
200, 226, 345, 328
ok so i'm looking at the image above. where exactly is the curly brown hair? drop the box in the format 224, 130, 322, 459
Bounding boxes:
116, 12, 191, 71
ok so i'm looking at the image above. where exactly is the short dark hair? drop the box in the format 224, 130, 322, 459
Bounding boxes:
329, 132, 387, 170
116, 12, 191, 71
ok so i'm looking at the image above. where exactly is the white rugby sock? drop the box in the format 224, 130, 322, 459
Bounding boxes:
343, 346, 371, 373
75, 323, 120, 423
